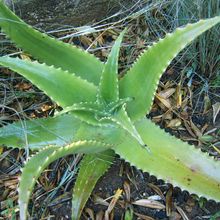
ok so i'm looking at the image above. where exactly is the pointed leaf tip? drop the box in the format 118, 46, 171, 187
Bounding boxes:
119, 17, 220, 121
18, 141, 112, 220
0, 2, 104, 84
98, 29, 126, 104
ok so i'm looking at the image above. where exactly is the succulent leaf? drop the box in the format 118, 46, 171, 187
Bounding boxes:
19, 140, 113, 220
74, 122, 125, 146
0, 5, 220, 219
0, 114, 81, 150
119, 17, 220, 121
104, 104, 147, 149
106, 97, 133, 112
0, 2, 103, 84
56, 101, 110, 126
72, 150, 115, 220
98, 30, 126, 104
0, 56, 97, 106
113, 118, 220, 201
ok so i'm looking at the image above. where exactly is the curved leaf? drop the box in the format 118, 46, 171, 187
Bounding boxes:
119, 17, 220, 121
0, 2, 103, 84
0, 56, 97, 106
58, 102, 105, 115
105, 104, 147, 149
98, 30, 126, 103
0, 114, 81, 150
18, 140, 112, 220
113, 118, 220, 201
72, 150, 115, 220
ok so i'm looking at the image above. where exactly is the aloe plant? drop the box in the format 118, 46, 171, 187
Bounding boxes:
0, 2, 219, 219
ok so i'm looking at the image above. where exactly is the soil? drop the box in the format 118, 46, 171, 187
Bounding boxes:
48, 159, 220, 220
6, 0, 135, 29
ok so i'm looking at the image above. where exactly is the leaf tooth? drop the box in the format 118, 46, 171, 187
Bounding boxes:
0, 21, 102, 71
119, 154, 218, 202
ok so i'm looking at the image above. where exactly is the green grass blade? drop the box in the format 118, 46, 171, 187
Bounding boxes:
98, 30, 126, 103
0, 57, 97, 107
0, 114, 81, 150
119, 17, 220, 121
72, 150, 115, 220
18, 140, 112, 220
113, 118, 220, 201
0, 2, 103, 85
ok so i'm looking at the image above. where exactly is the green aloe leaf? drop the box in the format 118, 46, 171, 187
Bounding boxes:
106, 104, 146, 148
0, 56, 97, 106
0, 2, 103, 84
19, 140, 112, 220
0, 114, 80, 150
57, 102, 105, 116
98, 30, 126, 104
72, 150, 115, 220
119, 17, 220, 121
57, 101, 110, 126
113, 118, 220, 201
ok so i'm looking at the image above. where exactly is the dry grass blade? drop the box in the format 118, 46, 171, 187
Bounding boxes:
104, 189, 123, 220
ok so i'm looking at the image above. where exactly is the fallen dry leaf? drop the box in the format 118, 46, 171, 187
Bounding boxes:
105, 189, 123, 219
176, 84, 182, 108
175, 204, 189, 220
166, 118, 182, 129
84, 208, 95, 220
148, 183, 165, 201
156, 94, 172, 109
190, 120, 202, 138
166, 186, 173, 216
93, 194, 109, 206
134, 212, 155, 220
15, 82, 32, 91
132, 199, 165, 210
213, 102, 220, 124
96, 210, 104, 220
203, 94, 211, 113
20, 53, 31, 61
124, 181, 131, 202
169, 211, 181, 220
158, 88, 176, 99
